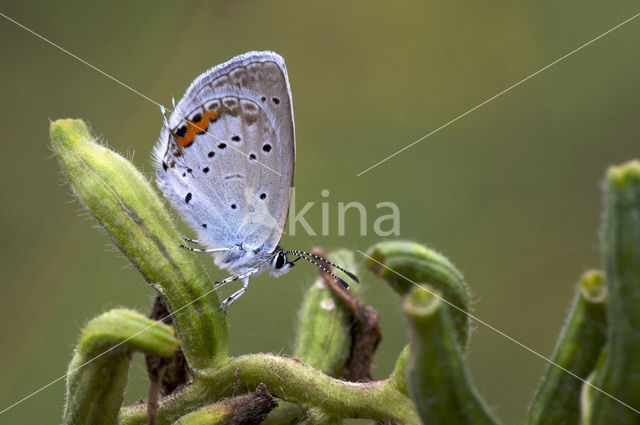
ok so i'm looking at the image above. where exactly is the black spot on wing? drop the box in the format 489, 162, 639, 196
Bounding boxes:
176, 126, 187, 137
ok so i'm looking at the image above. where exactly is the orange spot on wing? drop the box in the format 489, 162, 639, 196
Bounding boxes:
175, 110, 218, 148
176, 133, 194, 148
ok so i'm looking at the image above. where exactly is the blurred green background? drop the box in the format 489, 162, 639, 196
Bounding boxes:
1, 1, 639, 423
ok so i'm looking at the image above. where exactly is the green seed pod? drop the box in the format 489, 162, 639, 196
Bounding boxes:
404, 286, 499, 425
50, 119, 228, 369
525, 270, 607, 425
365, 240, 471, 347
63, 309, 178, 425
582, 160, 640, 424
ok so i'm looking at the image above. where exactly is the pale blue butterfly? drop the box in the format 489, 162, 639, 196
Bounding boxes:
153, 51, 358, 312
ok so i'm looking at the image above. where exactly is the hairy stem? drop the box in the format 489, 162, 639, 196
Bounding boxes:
119, 354, 419, 425
583, 160, 640, 424
404, 286, 500, 425
50, 119, 228, 370
525, 270, 607, 425
171, 384, 277, 425
63, 309, 178, 425
293, 249, 356, 377
263, 250, 358, 424
365, 240, 471, 346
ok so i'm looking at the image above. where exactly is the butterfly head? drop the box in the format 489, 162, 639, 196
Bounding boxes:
268, 249, 359, 292
269, 249, 296, 277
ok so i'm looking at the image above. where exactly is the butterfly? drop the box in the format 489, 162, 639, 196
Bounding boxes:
153, 51, 358, 312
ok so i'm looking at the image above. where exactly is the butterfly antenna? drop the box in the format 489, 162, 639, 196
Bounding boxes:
292, 254, 351, 291
286, 250, 360, 283
285, 251, 360, 290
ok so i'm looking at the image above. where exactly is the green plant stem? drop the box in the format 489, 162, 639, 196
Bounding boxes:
524, 270, 607, 425
211, 354, 418, 423
389, 345, 411, 395
404, 286, 500, 425
50, 119, 227, 369
119, 354, 420, 425
171, 384, 277, 425
171, 404, 232, 425
365, 240, 471, 346
583, 160, 640, 424
293, 249, 356, 377
63, 309, 178, 425
263, 250, 357, 424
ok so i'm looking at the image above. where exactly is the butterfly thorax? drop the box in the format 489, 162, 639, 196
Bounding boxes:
212, 244, 275, 275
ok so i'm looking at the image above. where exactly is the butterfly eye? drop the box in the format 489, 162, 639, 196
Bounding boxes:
274, 252, 286, 269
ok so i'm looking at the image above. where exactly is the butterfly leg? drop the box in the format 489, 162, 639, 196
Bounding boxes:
180, 244, 230, 253
214, 273, 241, 289
219, 276, 252, 314
216, 269, 261, 314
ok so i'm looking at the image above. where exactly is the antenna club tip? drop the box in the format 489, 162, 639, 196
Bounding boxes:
334, 278, 351, 292
343, 270, 360, 283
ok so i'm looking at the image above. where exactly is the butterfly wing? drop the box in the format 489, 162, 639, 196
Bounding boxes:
154, 51, 295, 257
